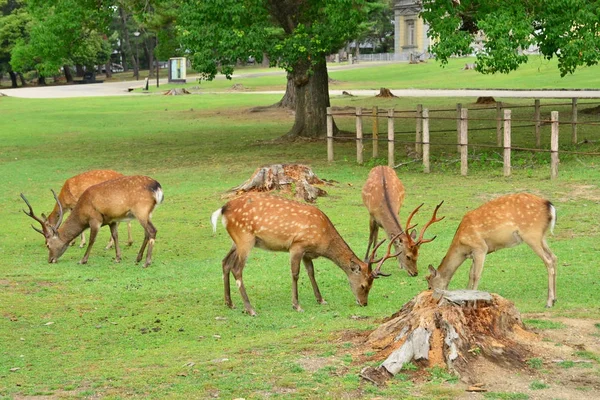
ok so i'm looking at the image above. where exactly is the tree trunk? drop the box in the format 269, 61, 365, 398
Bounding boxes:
18, 73, 27, 86
8, 71, 18, 88
146, 37, 155, 78
105, 62, 113, 78
38, 76, 46, 85
286, 55, 337, 138
275, 73, 295, 109
75, 65, 85, 78
63, 65, 73, 83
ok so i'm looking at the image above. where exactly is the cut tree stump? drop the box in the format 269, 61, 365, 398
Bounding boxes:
475, 96, 496, 104
224, 164, 330, 202
163, 88, 190, 95
359, 290, 537, 386
375, 88, 397, 98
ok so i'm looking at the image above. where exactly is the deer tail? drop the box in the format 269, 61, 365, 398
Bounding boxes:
211, 207, 223, 233
549, 203, 556, 235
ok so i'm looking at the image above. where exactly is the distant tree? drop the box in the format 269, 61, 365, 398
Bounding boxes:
422, 0, 600, 76
356, 0, 395, 55
0, 0, 29, 87
10, 0, 112, 83
178, 0, 369, 138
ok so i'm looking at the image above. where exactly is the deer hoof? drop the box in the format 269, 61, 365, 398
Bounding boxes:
293, 305, 305, 313
318, 299, 328, 305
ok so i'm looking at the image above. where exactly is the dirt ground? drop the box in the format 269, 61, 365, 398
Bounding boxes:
344, 314, 600, 399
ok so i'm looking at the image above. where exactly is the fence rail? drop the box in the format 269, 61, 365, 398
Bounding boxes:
326, 98, 600, 179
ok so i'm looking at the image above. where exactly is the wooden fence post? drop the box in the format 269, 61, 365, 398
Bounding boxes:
551, 111, 559, 180
415, 104, 423, 156
503, 109, 512, 177
534, 99, 541, 148
372, 106, 379, 158
571, 98, 578, 145
496, 101, 503, 146
356, 107, 363, 164
327, 107, 334, 162
456, 103, 462, 153
422, 108, 430, 174
388, 109, 395, 167
460, 108, 468, 176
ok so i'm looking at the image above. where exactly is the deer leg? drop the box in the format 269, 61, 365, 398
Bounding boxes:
364, 217, 379, 262
222, 247, 237, 309
127, 221, 133, 246
526, 238, 558, 307
290, 249, 304, 312
109, 222, 121, 263
229, 253, 255, 316
137, 220, 157, 268
303, 256, 327, 305
79, 223, 100, 264
78, 231, 86, 248
467, 250, 487, 290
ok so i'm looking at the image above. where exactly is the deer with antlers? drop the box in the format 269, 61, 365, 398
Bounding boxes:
362, 166, 445, 276
426, 193, 558, 307
211, 192, 399, 316
47, 169, 133, 249
21, 175, 163, 267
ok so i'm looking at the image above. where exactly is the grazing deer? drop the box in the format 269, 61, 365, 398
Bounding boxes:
21, 175, 163, 268
211, 192, 398, 316
47, 169, 133, 249
426, 193, 558, 307
362, 166, 445, 276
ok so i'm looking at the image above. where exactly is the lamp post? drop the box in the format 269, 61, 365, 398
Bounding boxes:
133, 31, 140, 80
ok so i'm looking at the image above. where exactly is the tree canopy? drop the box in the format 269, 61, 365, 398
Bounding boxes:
422, 0, 600, 76
178, 0, 371, 137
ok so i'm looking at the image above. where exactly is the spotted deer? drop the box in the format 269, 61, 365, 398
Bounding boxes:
211, 192, 398, 316
47, 169, 133, 249
21, 175, 163, 267
426, 193, 558, 307
362, 166, 445, 276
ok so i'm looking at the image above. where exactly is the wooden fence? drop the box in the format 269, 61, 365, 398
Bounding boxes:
326, 98, 600, 179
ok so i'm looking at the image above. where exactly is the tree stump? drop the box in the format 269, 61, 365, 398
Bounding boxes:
360, 290, 536, 385
163, 88, 190, 95
225, 164, 330, 202
375, 88, 397, 98
475, 96, 496, 104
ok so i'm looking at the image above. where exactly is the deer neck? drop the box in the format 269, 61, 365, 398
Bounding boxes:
323, 232, 361, 273
435, 240, 467, 287
56, 214, 86, 244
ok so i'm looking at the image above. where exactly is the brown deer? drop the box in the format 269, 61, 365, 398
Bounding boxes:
21, 175, 163, 268
47, 169, 133, 249
362, 166, 445, 276
426, 193, 557, 307
211, 192, 398, 316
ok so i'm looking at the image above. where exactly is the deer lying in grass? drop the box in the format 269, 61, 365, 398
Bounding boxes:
362, 166, 445, 276
211, 192, 398, 316
426, 193, 558, 307
47, 169, 133, 249
21, 175, 163, 267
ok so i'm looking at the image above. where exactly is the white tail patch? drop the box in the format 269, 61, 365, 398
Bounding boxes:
211, 208, 223, 233
549, 204, 556, 234
154, 188, 164, 205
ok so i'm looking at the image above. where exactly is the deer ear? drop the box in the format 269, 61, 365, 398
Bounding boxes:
428, 264, 437, 277
350, 261, 361, 274
410, 229, 417, 240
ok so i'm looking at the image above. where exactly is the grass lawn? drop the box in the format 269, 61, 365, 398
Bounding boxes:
1, 65, 600, 398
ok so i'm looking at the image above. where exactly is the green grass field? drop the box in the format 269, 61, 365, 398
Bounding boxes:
1, 60, 600, 399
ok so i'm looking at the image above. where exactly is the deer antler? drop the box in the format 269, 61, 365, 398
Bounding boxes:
20, 193, 46, 235
50, 189, 63, 230
405, 203, 424, 233
369, 233, 403, 278
415, 201, 445, 245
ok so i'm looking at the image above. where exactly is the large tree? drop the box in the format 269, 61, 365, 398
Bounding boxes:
178, 0, 369, 138
421, 0, 600, 76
